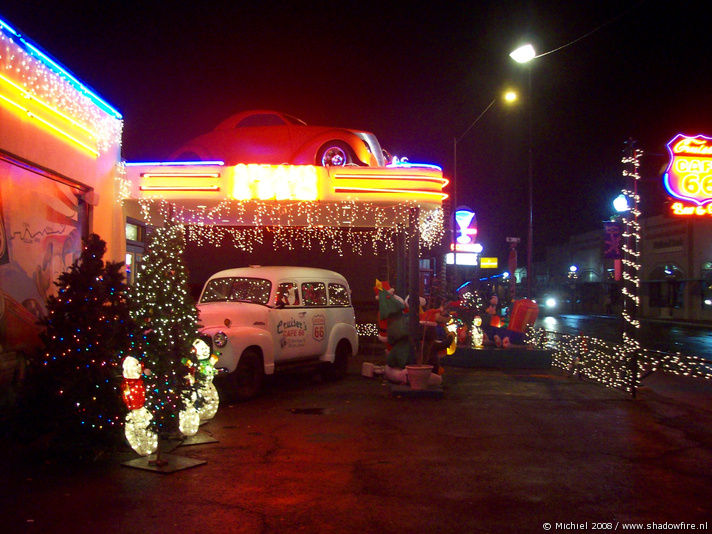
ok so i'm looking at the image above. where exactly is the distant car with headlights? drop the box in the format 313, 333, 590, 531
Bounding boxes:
197, 266, 358, 400
171, 110, 387, 167
536, 294, 560, 316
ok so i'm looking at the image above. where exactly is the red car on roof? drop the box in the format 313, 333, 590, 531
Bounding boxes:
170, 110, 387, 167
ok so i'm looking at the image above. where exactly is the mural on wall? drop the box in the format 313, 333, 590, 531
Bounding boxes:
0, 159, 84, 357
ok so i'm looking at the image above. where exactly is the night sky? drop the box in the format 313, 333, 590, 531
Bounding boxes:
2, 1, 710, 262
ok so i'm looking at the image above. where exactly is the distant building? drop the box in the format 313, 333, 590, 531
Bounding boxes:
536, 214, 712, 323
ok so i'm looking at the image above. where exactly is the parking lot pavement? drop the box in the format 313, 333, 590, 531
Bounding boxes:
2, 352, 712, 533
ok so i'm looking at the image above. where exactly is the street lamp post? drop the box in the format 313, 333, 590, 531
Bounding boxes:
452, 99, 495, 270
510, 44, 536, 297
451, 92, 518, 281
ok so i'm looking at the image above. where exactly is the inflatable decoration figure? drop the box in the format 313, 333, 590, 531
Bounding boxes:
421, 305, 456, 373
193, 338, 220, 421
482, 298, 539, 348
376, 281, 413, 380
121, 356, 158, 456
374, 279, 394, 345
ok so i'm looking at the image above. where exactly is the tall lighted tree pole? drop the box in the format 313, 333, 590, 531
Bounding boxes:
620, 138, 643, 397
129, 219, 199, 436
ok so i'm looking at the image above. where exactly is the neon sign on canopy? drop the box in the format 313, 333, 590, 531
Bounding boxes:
233, 163, 318, 200
664, 133, 712, 216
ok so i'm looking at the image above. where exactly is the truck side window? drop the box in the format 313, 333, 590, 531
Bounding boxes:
301, 282, 327, 307
276, 282, 299, 306
328, 283, 350, 306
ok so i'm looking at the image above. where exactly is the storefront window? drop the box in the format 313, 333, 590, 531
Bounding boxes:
648, 264, 685, 309
700, 262, 712, 310
125, 219, 147, 285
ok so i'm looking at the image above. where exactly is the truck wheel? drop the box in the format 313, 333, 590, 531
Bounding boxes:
231, 349, 264, 401
325, 341, 350, 380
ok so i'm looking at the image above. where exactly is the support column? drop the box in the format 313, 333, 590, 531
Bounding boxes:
407, 207, 421, 362
396, 230, 407, 297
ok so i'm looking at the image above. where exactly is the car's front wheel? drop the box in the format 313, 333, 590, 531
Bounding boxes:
317, 141, 353, 167
230, 349, 264, 401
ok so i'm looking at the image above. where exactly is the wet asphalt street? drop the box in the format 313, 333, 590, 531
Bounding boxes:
538, 313, 712, 356
2, 351, 711, 534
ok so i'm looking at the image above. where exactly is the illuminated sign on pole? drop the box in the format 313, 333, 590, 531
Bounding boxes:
479, 257, 498, 268
663, 133, 712, 216
446, 253, 478, 266
454, 207, 477, 244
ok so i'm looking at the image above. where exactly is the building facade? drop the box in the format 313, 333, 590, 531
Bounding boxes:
0, 17, 123, 386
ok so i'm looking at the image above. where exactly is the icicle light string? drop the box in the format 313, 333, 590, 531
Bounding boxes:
0, 29, 122, 152
136, 198, 444, 253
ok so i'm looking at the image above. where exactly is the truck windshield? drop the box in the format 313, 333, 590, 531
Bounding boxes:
200, 277, 272, 305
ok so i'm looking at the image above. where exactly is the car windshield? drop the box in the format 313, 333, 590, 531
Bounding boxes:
200, 277, 272, 305
236, 114, 285, 127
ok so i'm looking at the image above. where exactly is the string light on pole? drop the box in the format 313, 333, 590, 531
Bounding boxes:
620, 139, 643, 396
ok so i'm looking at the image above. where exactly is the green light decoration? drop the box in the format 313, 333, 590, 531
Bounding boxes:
129, 219, 200, 438
28, 234, 131, 449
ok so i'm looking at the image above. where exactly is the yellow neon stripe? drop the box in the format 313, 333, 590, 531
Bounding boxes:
0, 92, 24, 112
0, 93, 99, 157
0, 73, 96, 139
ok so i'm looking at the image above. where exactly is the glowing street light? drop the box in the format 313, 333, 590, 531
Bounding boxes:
509, 44, 536, 63
504, 90, 518, 103
613, 193, 630, 212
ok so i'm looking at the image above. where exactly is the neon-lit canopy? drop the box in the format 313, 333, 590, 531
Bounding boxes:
120, 161, 448, 252
123, 161, 447, 216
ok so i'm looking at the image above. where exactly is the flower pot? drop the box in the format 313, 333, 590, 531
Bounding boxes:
406, 364, 433, 390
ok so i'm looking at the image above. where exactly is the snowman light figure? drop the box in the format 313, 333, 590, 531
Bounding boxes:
122, 355, 158, 456
471, 316, 484, 348
178, 390, 200, 437
193, 338, 220, 421
178, 350, 201, 438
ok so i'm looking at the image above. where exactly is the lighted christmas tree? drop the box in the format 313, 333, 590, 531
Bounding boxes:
129, 221, 199, 437
29, 233, 131, 449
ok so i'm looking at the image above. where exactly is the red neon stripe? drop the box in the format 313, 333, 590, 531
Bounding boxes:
333, 175, 448, 185
334, 187, 447, 199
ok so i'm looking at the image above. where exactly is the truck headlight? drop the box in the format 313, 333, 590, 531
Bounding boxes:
213, 331, 228, 348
